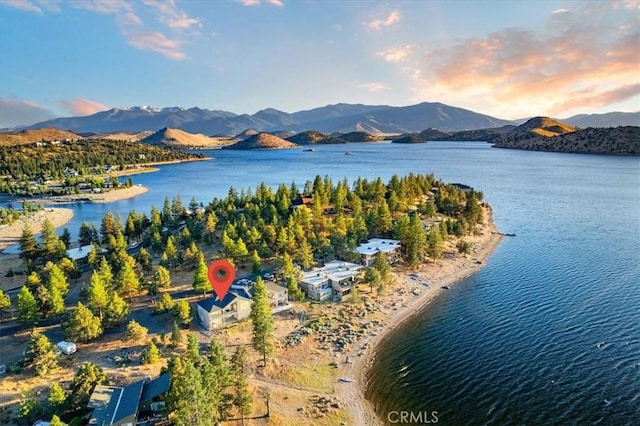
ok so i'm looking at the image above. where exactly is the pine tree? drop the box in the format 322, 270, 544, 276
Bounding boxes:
65, 302, 103, 342
154, 265, 172, 290
116, 258, 140, 300
286, 276, 304, 301
172, 300, 191, 326
250, 278, 274, 366
47, 382, 67, 417
48, 264, 69, 297
192, 253, 209, 296
16, 285, 39, 326
0, 289, 11, 321
251, 250, 262, 275
136, 247, 152, 272
171, 321, 182, 347
40, 218, 64, 261
141, 341, 161, 364
67, 362, 108, 415
49, 414, 66, 426
163, 236, 178, 267
231, 345, 252, 425
19, 224, 38, 263
96, 257, 114, 290
104, 292, 129, 326
78, 221, 94, 246
23, 330, 58, 376
87, 272, 109, 321
124, 319, 148, 342
186, 332, 200, 365
155, 292, 175, 314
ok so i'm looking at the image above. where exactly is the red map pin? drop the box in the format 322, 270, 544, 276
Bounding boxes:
208, 259, 236, 301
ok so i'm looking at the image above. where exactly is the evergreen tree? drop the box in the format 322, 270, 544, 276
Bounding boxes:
48, 285, 66, 319
116, 258, 140, 300
104, 292, 129, 326
19, 389, 45, 425
163, 236, 178, 267
171, 321, 182, 347
16, 285, 39, 326
250, 278, 274, 366
19, 224, 38, 263
60, 227, 71, 248
23, 330, 58, 376
426, 227, 443, 261
155, 292, 175, 314
186, 332, 200, 365
192, 252, 209, 296
48, 264, 69, 297
154, 265, 172, 290
0, 289, 11, 321
50, 414, 66, 426
96, 257, 114, 290
172, 300, 192, 326
286, 275, 304, 301
67, 362, 108, 415
124, 319, 148, 342
136, 247, 152, 272
47, 382, 67, 417
251, 250, 262, 275
87, 272, 109, 321
78, 221, 94, 246
406, 214, 427, 267
100, 211, 119, 245
40, 217, 65, 261
141, 341, 161, 364
65, 302, 103, 342
231, 345, 252, 425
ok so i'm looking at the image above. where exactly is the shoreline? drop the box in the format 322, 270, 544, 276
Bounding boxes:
337, 209, 503, 425
10, 184, 149, 206
0, 207, 74, 251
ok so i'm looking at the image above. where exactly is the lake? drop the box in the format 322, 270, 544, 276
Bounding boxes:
4, 142, 640, 424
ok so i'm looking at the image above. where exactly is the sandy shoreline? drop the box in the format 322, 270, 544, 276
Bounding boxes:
337, 210, 503, 425
0, 208, 74, 251
12, 184, 149, 205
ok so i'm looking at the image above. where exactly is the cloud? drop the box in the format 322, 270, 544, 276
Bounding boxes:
59, 98, 109, 116
551, 8, 568, 14
377, 45, 415, 63
410, 4, 640, 117
1, 0, 42, 13
143, 0, 201, 29
125, 31, 186, 60
550, 84, 640, 114
358, 82, 390, 92
365, 10, 401, 31
73, 0, 133, 14
0, 98, 56, 128
237, 0, 284, 6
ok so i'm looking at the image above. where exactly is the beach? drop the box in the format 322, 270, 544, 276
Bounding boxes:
0, 208, 74, 251
12, 184, 149, 206
337, 208, 503, 425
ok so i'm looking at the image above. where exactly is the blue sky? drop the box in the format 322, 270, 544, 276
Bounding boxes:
0, 0, 638, 128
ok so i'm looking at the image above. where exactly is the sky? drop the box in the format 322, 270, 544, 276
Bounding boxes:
0, 0, 638, 128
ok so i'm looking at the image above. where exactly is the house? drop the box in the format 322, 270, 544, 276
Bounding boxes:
196, 292, 252, 330
355, 238, 401, 267
88, 374, 170, 426
301, 260, 362, 301
265, 281, 291, 313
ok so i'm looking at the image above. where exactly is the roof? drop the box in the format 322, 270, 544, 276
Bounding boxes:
265, 281, 287, 295
140, 374, 171, 403
90, 381, 144, 425
65, 244, 95, 260
355, 238, 401, 256
302, 260, 362, 286
197, 291, 250, 313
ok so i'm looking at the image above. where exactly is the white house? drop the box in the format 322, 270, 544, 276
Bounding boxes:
301, 260, 362, 301
196, 292, 252, 330
355, 238, 401, 267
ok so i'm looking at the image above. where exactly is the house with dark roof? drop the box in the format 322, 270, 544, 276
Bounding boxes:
196, 292, 252, 330
88, 374, 170, 426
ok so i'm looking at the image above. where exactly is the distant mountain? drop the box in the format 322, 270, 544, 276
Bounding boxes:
330, 131, 385, 142
493, 117, 640, 155
0, 127, 81, 146
84, 131, 154, 142
141, 127, 233, 148
17, 102, 516, 135
562, 112, 640, 128
223, 132, 299, 150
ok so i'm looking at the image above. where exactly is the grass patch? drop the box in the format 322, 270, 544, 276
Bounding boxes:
282, 362, 336, 393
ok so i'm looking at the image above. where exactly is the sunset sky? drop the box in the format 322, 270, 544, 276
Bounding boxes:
0, 0, 638, 128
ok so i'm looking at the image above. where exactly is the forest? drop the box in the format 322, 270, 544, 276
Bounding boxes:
0, 139, 205, 193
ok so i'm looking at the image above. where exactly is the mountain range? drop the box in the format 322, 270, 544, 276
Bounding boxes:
8, 102, 519, 135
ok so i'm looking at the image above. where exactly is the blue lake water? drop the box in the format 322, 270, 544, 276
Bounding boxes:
3, 142, 640, 424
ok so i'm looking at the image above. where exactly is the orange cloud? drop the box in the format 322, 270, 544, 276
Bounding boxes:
143, 0, 201, 29
126, 31, 186, 60
365, 10, 401, 31
358, 82, 390, 92
410, 4, 640, 117
377, 45, 415, 63
59, 98, 109, 116
0, 98, 55, 128
2, 0, 42, 14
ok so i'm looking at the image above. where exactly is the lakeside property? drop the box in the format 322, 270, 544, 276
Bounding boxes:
0, 207, 74, 252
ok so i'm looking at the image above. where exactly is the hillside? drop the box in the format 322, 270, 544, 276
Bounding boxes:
18, 102, 515, 134
222, 132, 299, 150
331, 131, 385, 142
562, 111, 639, 128
286, 130, 347, 145
141, 127, 232, 148
493, 118, 639, 155
0, 127, 81, 146
85, 131, 154, 142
